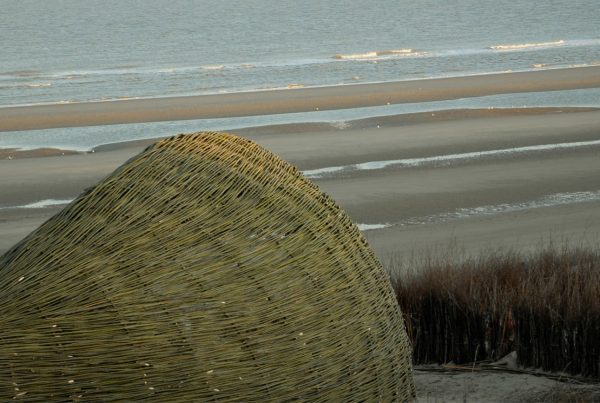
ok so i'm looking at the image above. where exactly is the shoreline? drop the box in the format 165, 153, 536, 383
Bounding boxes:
2, 108, 599, 257
2, 106, 598, 159
3, 64, 598, 110
1, 66, 600, 132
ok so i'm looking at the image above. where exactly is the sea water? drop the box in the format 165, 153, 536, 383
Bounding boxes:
1, 0, 599, 149
1, 0, 599, 107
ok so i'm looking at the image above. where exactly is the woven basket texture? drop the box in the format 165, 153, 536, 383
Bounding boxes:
0, 132, 415, 402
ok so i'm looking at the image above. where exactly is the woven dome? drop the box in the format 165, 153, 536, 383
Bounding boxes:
0, 132, 415, 401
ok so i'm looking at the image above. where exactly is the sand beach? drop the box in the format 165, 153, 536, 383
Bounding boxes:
2, 68, 600, 259
2, 68, 600, 400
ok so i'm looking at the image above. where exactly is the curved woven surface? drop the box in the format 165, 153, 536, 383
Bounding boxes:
0, 132, 415, 402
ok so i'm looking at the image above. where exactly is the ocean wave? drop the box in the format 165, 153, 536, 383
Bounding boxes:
2, 37, 596, 88
329, 121, 350, 129
489, 40, 565, 51
356, 223, 391, 231
45, 66, 193, 79
202, 65, 225, 71
26, 82, 52, 88
303, 139, 600, 179
334, 52, 378, 60
9, 64, 231, 81
0, 81, 53, 90
0, 199, 73, 210
0, 70, 40, 78
398, 190, 600, 226
334, 48, 416, 60
414, 38, 600, 60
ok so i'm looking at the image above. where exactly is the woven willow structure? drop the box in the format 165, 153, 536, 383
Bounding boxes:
0, 132, 415, 401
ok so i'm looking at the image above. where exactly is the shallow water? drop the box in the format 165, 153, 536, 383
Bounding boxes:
2, 88, 599, 151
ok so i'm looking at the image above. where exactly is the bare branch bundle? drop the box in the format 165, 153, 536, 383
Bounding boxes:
0, 132, 415, 401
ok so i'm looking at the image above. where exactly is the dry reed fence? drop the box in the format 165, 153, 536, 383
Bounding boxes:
392, 247, 600, 378
0, 132, 415, 401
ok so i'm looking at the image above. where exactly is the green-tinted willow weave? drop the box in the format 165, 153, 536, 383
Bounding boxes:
0, 132, 415, 402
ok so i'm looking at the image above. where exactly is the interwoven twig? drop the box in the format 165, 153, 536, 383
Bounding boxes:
0, 132, 415, 402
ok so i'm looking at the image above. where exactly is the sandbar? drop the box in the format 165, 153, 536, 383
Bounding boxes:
1, 66, 600, 132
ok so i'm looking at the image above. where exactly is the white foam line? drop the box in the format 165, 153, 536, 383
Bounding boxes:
303, 139, 600, 178
356, 223, 392, 231
400, 190, 600, 226
489, 40, 566, 51
0, 199, 73, 210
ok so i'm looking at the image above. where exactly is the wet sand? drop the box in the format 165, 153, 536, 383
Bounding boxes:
1, 107, 599, 261
1, 66, 600, 132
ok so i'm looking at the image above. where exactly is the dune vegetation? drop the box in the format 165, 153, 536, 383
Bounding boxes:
390, 244, 600, 378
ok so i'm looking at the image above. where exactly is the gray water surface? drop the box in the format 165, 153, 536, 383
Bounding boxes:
2, 0, 599, 106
